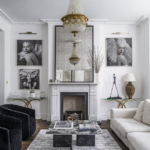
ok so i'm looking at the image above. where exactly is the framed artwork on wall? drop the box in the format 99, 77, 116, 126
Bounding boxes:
17, 40, 43, 66
55, 25, 94, 82
19, 69, 40, 89
106, 38, 132, 66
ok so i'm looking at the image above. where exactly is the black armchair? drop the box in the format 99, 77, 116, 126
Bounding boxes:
0, 104, 36, 140
0, 114, 22, 150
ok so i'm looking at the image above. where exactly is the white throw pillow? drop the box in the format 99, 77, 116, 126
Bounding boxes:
142, 99, 150, 125
133, 101, 145, 122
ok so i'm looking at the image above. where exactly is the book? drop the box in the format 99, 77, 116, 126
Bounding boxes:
79, 124, 97, 131
54, 121, 73, 129
78, 120, 92, 124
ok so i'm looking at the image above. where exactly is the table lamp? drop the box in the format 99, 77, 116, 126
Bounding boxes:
124, 73, 136, 99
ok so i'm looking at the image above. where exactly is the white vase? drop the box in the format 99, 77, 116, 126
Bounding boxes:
30, 93, 35, 98
95, 73, 99, 83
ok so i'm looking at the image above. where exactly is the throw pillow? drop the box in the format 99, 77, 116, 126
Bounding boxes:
142, 99, 150, 125
133, 101, 145, 122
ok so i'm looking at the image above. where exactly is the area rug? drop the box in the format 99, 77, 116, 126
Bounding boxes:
27, 129, 121, 150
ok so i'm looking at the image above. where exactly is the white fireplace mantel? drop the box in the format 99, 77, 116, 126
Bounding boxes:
47, 83, 100, 122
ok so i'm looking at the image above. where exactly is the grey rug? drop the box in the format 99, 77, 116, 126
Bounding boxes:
27, 129, 121, 150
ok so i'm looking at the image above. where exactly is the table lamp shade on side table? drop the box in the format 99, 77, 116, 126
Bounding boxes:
124, 73, 136, 99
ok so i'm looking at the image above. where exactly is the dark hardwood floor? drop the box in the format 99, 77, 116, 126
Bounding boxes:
22, 121, 129, 150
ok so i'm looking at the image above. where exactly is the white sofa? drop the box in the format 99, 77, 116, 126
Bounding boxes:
111, 108, 150, 150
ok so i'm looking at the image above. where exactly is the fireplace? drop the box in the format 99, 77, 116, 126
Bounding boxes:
60, 92, 88, 120
48, 83, 99, 122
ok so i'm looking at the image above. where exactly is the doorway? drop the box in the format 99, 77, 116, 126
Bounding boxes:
0, 29, 4, 105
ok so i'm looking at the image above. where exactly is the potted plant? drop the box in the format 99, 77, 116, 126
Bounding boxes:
30, 87, 35, 97
87, 46, 104, 83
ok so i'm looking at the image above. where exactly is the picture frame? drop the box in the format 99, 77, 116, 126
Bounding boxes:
17, 40, 43, 66
106, 38, 132, 67
19, 69, 40, 90
55, 25, 94, 82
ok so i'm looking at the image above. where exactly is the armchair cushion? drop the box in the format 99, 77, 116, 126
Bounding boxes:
142, 99, 150, 125
111, 118, 150, 138
133, 101, 145, 122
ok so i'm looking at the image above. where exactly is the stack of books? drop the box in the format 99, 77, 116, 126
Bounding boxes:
78, 120, 97, 132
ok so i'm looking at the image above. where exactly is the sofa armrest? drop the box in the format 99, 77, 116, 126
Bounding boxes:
111, 108, 137, 120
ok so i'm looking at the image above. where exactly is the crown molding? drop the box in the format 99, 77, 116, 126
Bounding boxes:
0, 9, 14, 24
106, 22, 137, 26
136, 15, 149, 26
0, 9, 144, 26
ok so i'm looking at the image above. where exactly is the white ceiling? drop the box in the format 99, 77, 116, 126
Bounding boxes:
0, 0, 150, 22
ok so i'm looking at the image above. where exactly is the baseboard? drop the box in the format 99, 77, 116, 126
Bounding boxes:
100, 115, 110, 121
36, 113, 47, 120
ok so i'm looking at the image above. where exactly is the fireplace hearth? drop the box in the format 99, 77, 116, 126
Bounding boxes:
65, 111, 83, 120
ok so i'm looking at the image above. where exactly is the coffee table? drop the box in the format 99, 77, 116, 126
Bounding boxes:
46, 121, 103, 147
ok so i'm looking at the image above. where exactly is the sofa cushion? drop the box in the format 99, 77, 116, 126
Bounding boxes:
133, 101, 145, 122
142, 99, 150, 125
111, 118, 150, 138
128, 132, 150, 150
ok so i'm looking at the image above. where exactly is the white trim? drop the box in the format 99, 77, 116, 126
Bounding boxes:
100, 115, 110, 121
0, 8, 147, 26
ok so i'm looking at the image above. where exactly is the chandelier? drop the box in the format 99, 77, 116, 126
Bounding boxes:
68, 39, 82, 66
61, 0, 89, 37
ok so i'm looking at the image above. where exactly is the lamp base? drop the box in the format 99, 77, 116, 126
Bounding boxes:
126, 82, 135, 99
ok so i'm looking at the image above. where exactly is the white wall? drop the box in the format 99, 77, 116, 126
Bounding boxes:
9, 24, 48, 119
0, 18, 10, 104
0, 31, 4, 104
48, 22, 141, 120
140, 19, 150, 99
99, 25, 141, 120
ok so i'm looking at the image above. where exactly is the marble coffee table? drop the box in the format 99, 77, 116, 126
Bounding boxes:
46, 121, 103, 147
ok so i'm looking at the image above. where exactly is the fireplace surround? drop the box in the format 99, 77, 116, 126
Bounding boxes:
48, 83, 100, 123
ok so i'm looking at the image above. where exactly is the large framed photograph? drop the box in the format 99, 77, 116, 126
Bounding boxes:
19, 69, 40, 89
17, 40, 42, 66
106, 38, 132, 66
55, 25, 94, 82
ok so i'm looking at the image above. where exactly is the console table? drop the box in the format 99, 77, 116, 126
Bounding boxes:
8, 97, 47, 123
103, 98, 139, 108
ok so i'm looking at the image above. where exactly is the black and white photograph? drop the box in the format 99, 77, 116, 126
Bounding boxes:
19, 69, 40, 89
106, 38, 132, 66
17, 40, 42, 66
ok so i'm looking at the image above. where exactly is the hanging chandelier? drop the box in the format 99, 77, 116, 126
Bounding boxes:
68, 39, 82, 66
61, 0, 89, 37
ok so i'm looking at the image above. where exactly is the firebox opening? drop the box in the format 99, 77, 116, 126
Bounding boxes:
60, 92, 88, 120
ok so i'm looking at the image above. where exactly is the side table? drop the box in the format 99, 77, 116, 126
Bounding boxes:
103, 98, 139, 108
8, 97, 47, 122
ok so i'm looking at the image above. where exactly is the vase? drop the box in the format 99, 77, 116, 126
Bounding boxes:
30, 93, 35, 98
95, 73, 99, 83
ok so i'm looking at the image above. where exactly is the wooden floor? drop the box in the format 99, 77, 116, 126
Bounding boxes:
22, 121, 129, 150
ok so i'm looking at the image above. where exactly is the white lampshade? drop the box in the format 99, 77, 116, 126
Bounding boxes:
124, 73, 136, 82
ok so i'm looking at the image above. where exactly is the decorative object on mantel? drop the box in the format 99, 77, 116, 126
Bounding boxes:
106, 38, 132, 66
49, 79, 54, 82
55, 26, 94, 82
67, 39, 82, 66
107, 74, 122, 99
112, 32, 129, 35
19, 32, 37, 34
124, 73, 136, 99
61, 0, 89, 37
30, 87, 35, 97
87, 46, 104, 83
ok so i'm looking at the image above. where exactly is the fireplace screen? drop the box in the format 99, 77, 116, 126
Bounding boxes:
65, 111, 83, 121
